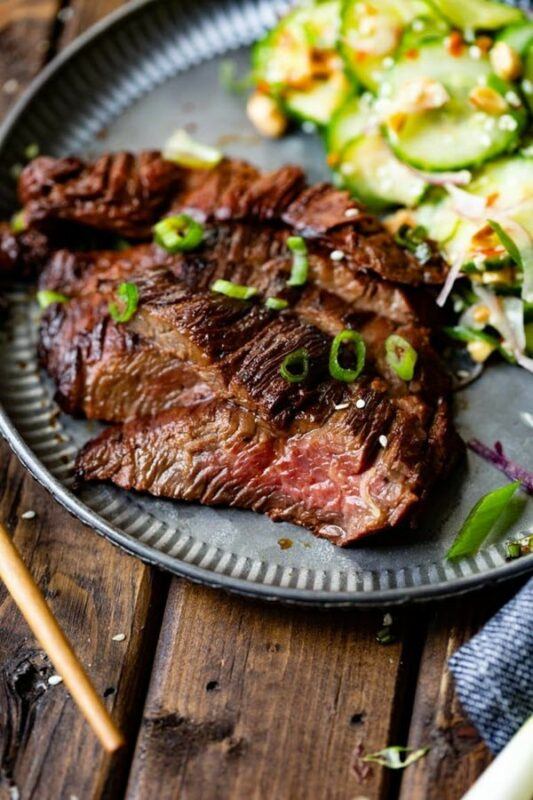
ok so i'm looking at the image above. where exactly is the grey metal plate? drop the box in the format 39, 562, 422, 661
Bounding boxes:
0, 0, 531, 606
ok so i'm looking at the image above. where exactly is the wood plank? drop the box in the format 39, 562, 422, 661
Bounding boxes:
126, 580, 422, 800
396, 590, 519, 800
0, 1, 166, 798
0, 0, 59, 119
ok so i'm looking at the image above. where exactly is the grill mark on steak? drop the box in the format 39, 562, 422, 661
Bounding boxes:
38, 223, 442, 327
76, 392, 461, 546
19, 152, 446, 285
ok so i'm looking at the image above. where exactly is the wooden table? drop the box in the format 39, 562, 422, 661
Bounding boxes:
0, 2, 517, 797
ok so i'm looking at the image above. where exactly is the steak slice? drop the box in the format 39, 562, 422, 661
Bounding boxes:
76, 393, 461, 545
38, 224, 442, 327
39, 255, 450, 424
19, 152, 446, 285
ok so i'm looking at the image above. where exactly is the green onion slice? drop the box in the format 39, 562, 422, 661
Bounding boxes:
36, 290, 69, 309
446, 481, 520, 561
280, 348, 309, 383
153, 214, 204, 253
329, 329, 366, 383
286, 236, 309, 287
363, 746, 429, 770
488, 220, 523, 268
385, 335, 418, 382
162, 128, 222, 169
10, 210, 26, 234
24, 142, 39, 160
108, 282, 139, 323
443, 326, 515, 364
211, 279, 258, 300
394, 224, 432, 265
265, 297, 289, 311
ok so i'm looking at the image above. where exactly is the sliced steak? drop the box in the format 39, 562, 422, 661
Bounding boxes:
19, 152, 446, 285
76, 393, 461, 546
38, 224, 442, 327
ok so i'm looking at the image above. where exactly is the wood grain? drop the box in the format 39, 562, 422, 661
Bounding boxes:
396, 593, 516, 800
126, 581, 422, 800
58, 0, 126, 47
0, 0, 59, 119
0, 446, 167, 800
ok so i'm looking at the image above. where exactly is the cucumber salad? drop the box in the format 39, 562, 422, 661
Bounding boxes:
247, 0, 533, 374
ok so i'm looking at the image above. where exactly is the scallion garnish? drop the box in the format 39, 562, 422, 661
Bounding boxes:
385, 334, 418, 381
211, 279, 258, 300
265, 297, 289, 311
24, 142, 39, 160
162, 128, 222, 169
394, 224, 431, 264
446, 481, 520, 561
286, 236, 309, 287
505, 540, 521, 560
108, 282, 139, 323
280, 348, 309, 383
10, 210, 26, 234
443, 326, 515, 364
363, 746, 429, 770
153, 214, 204, 253
329, 329, 366, 383
488, 220, 522, 268
36, 290, 69, 310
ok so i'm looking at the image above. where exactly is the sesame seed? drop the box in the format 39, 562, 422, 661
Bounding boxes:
330, 249, 345, 261
355, 398, 366, 409
3, 79, 19, 95
341, 163, 355, 176
522, 79, 533, 95
382, 57, 394, 68
21, 510, 36, 519
520, 412, 533, 429
383, 612, 393, 626
469, 45, 482, 60
302, 121, 317, 134
48, 675, 63, 686
379, 435, 388, 448
334, 402, 349, 411
505, 91, 521, 108
498, 114, 518, 131
112, 633, 126, 642
456, 369, 470, 380
344, 208, 359, 218
57, 6, 74, 22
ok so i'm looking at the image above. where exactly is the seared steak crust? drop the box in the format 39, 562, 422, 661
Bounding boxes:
20, 152, 446, 285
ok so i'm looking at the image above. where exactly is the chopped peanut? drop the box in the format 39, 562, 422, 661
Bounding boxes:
481, 267, 515, 286
468, 86, 508, 115
490, 41, 522, 81
467, 339, 496, 363
246, 92, 288, 138
394, 77, 449, 114
472, 305, 490, 324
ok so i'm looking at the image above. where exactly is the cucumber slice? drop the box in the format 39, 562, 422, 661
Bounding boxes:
428, 0, 524, 31
285, 70, 352, 125
381, 41, 527, 170
497, 21, 533, 55
468, 156, 533, 213
335, 132, 427, 209
340, 0, 437, 92
326, 92, 376, 156
252, 1, 348, 125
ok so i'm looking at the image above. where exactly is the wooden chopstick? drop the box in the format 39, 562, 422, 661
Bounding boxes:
0, 521, 125, 753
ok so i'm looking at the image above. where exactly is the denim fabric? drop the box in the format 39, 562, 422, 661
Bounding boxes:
449, 578, 533, 754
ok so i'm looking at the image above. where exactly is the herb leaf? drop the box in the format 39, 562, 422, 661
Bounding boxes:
36, 290, 69, 309
363, 746, 429, 770
446, 481, 521, 561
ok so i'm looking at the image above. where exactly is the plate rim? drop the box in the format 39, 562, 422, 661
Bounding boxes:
0, 0, 531, 607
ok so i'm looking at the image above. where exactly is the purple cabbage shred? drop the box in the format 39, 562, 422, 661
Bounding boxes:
468, 438, 533, 494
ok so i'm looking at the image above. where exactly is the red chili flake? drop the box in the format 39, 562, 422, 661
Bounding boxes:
404, 48, 419, 60
446, 31, 464, 57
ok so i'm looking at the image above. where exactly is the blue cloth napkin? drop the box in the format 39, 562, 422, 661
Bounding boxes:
449, 578, 533, 754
